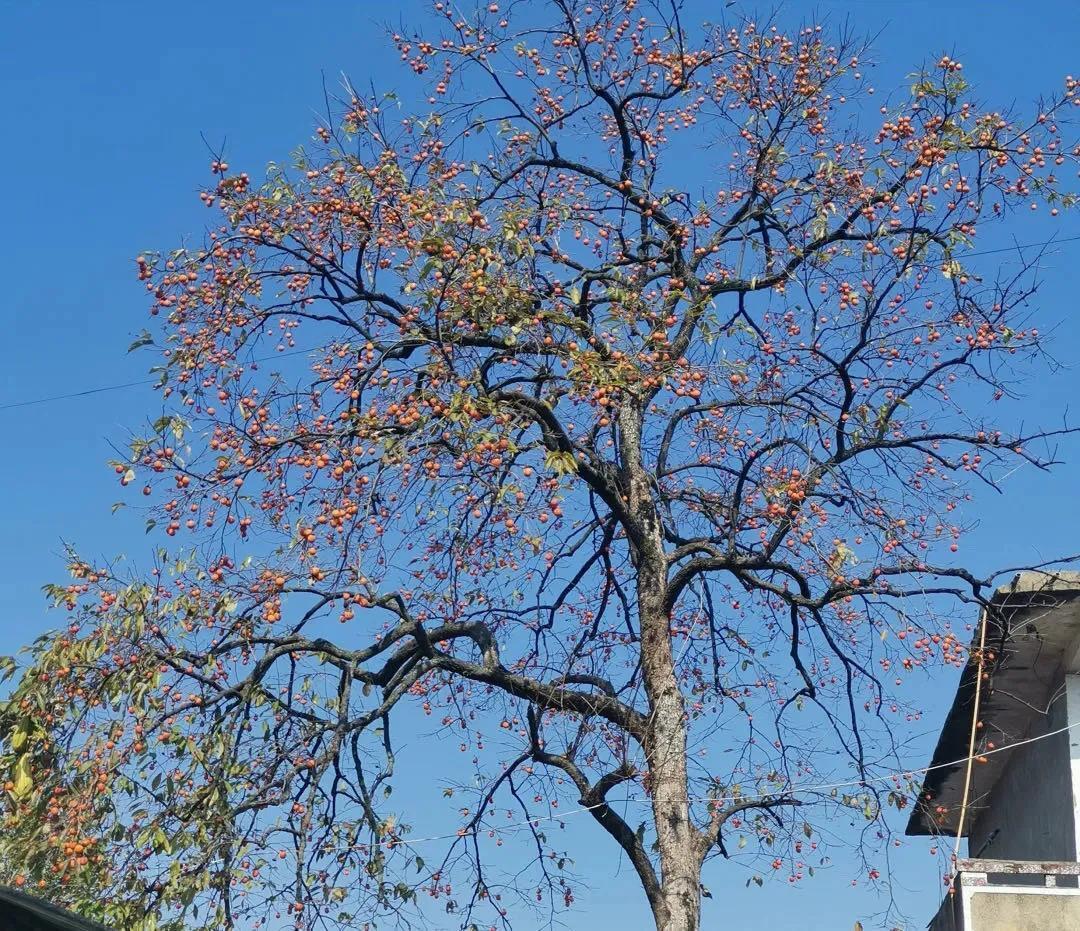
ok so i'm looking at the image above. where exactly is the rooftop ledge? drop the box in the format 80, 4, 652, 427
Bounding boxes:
0, 885, 111, 930
953, 858, 1080, 884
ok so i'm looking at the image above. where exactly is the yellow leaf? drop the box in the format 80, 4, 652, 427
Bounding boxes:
544, 450, 579, 476
10, 721, 28, 751
12, 755, 33, 799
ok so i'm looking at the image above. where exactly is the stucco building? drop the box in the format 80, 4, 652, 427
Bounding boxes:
907, 571, 1080, 930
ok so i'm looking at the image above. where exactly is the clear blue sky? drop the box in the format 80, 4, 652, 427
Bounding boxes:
1, 1, 1078, 928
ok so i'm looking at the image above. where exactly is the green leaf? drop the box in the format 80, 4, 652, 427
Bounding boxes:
128, 331, 154, 353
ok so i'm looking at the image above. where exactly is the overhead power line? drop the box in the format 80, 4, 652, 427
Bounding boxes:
0, 347, 313, 412
3, 234, 1079, 414
313, 714, 1080, 852
0, 378, 158, 412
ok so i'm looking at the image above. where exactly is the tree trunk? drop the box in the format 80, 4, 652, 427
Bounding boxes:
620, 404, 702, 931
641, 585, 701, 931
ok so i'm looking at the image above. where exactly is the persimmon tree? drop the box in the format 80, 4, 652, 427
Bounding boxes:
2, 3, 1078, 930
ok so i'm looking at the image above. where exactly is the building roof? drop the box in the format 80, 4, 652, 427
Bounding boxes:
0, 886, 111, 930
906, 570, 1080, 837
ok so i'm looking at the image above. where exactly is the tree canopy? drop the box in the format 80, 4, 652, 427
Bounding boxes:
2, 2, 1078, 930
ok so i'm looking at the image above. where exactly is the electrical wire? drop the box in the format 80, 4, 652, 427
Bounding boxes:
0, 347, 313, 412
317, 713, 1080, 852
2, 235, 1078, 413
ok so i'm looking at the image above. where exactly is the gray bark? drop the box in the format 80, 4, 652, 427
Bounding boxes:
620, 402, 702, 931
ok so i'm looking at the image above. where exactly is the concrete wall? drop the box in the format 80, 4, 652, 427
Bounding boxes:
968, 889, 1080, 930
930, 881, 1080, 931
968, 674, 1075, 862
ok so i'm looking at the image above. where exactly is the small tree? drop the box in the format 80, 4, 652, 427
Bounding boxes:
2, 3, 1077, 929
